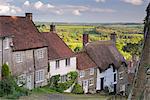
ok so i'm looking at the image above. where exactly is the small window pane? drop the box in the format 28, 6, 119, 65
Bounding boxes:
56, 60, 60, 69
66, 58, 70, 66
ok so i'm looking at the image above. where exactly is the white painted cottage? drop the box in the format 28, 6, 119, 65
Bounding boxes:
41, 24, 77, 82
77, 33, 128, 95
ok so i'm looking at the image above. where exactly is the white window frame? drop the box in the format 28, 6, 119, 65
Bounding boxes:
119, 71, 124, 80
35, 69, 44, 83
37, 49, 44, 59
79, 71, 85, 78
89, 78, 94, 86
89, 68, 94, 75
65, 58, 70, 66
5, 38, 9, 49
16, 53, 23, 63
56, 60, 60, 69
17, 74, 26, 87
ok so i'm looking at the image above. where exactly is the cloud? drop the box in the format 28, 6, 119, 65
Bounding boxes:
0, 0, 22, 14
72, 10, 81, 16
91, 8, 116, 13
34, 1, 43, 9
24, 1, 30, 6
122, 0, 143, 5
95, 0, 106, 3
47, 4, 55, 8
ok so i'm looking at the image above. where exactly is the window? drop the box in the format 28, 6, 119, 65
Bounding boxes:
120, 84, 125, 92
56, 60, 60, 69
61, 75, 67, 82
5, 38, 9, 49
119, 71, 124, 80
17, 74, 26, 86
89, 78, 94, 86
65, 58, 70, 66
114, 73, 116, 82
79, 71, 85, 78
36, 70, 44, 83
89, 68, 94, 75
113, 66, 116, 72
37, 49, 44, 59
16, 53, 23, 63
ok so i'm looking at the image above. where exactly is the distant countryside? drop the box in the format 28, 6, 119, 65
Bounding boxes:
36, 23, 144, 60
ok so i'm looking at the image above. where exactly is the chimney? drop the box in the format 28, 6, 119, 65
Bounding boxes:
25, 13, 32, 20
110, 32, 117, 43
83, 33, 89, 47
50, 23, 56, 33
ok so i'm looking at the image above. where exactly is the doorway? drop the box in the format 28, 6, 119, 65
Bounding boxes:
100, 77, 104, 90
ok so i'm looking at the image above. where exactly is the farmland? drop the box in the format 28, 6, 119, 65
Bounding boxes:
36, 23, 144, 60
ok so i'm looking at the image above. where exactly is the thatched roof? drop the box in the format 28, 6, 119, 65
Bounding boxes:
84, 40, 126, 71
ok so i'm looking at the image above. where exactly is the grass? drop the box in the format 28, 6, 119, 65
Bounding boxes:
31, 86, 59, 94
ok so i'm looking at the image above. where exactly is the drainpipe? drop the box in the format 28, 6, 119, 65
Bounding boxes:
33, 50, 36, 88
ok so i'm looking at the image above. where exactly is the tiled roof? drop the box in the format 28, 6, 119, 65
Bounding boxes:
0, 16, 47, 51
77, 51, 97, 70
41, 32, 74, 60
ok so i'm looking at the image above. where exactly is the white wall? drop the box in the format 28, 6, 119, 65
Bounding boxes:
49, 57, 76, 76
96, 65, 117, 92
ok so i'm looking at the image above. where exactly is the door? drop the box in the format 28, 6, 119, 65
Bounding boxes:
100, 78, 104, 90
114, 84, 117, 94
27, 75, 32, 90
83, 80, 88, 93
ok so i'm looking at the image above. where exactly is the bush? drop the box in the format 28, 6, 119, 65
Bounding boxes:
72, 83, 83, 94
2, 63, 10, 78
48, 71, 78, 93
0, 64, 29, 99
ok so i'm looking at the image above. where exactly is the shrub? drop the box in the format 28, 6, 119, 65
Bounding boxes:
72, 83, 83, 94
0, 64, 29, 99
49, 74, 60, 88
2, 63, 10, 78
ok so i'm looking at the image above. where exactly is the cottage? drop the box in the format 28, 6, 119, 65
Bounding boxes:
41, 24, 77, 82
0, 13, 48, 89
77, 51, 97, 93
77, 33, 128, 95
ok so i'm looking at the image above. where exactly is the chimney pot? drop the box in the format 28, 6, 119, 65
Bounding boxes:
83, 33, 89, 47
25, 13, 32, 20
50, 23, 56, 33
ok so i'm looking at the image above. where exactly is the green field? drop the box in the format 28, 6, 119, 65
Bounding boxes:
36, 23, 144, 60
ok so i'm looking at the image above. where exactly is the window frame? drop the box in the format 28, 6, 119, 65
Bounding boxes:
56, 60, 60, 69
5, 38, 9, 49
89, 78, 94, 86
37, 49, 44, 59
65, 58, 70, 66
35, 69, 44, 83
79, 71, 85, 78
89, 68, 94, 75
16, 53, 23, 63
119, 71, 124, 80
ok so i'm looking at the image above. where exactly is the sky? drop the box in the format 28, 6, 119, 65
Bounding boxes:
0, 0, 149, 23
